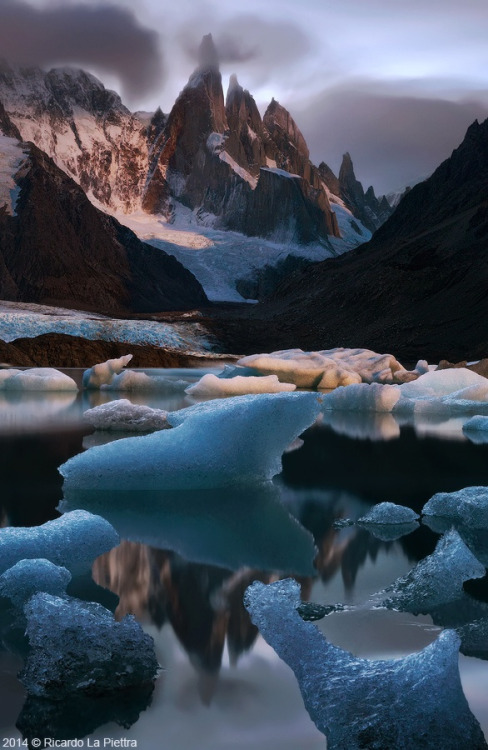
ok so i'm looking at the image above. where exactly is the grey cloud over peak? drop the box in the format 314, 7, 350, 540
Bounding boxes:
0, 1, 164, 99
291, 84, 488, 194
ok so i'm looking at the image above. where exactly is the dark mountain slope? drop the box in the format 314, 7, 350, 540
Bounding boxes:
209, 118, 488, 362
0, 142, 207, 313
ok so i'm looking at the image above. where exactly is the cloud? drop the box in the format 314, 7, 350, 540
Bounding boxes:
0, 1, 164, 99
177, 13, 319, 88
292, 84, 488, 193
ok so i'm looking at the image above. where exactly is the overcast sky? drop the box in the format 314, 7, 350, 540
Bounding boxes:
2, 0, 488, 193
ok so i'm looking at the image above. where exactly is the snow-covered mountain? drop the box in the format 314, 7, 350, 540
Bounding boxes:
0, 37, 389, 251
0, 105, 207, 314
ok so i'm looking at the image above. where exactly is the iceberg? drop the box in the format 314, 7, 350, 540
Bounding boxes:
321, 382, 401, 412
0, 559, 70, 607
238, 348, 425, 388
423, 487, 488, 528
82, 354, 133, 388
20, 593, 158, 697
358, 502, 419, 525
399, 368, 488, 399
244, 578, 486, 749
463, 416, 488, 444
383, 529, 485, 613
0, 510, 119, 575
83, 399, 170, 432
60, 393, 321, 491
0, 368, 77, 391
185, 373, 296, 397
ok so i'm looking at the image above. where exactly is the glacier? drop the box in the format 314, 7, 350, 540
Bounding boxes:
0, 510, 119, 575
244, 578, 486, 749
60, 392, 321, 491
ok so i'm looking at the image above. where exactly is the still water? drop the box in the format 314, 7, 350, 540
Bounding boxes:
1, 370, 488, 748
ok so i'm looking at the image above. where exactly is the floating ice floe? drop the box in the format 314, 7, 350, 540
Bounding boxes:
83, 399, 170, 432
423, 487, 488, 528
185, 373, 296, 397
321, 382, 401, 412
463, 416, 488, 444
60, 392, 321, 491
399, 368, 486, 399
358, 502, 419, 525
382, 529, 485, 613
20, 593, 158, 697
0, 368, 78, 391
82, 354, 133, 388
238, 348, 426, 388
0, 510, 119, 575
0, 559, 71, 607
245, 578, 486, 750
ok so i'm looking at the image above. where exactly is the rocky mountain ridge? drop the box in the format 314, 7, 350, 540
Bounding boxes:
0, 110, 207, 314
209, 117, 488, 362
0, 37, 390, 248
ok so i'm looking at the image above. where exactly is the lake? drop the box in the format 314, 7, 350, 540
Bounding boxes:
1, 370, 487, 748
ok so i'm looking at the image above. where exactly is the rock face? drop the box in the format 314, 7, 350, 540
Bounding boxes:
210, 118, 488, 362
0, 137, 207, 313
319, 153, 393, 233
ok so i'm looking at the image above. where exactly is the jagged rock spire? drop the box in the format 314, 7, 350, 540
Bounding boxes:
198, 33, 219, 70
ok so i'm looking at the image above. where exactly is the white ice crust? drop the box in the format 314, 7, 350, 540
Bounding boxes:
20, 593, 158, 697
423, 486, 488, 528
357, 502, 419, 525
238, 348, 425, 389
245, 578, 486, 749
383, 529, 485, 612
185, 373, 296, 397
0, 559, 71, 606
0, 510, 119, 575
83, 399, 170, 432
60, 392, 321, 491
0, 368, 78, 391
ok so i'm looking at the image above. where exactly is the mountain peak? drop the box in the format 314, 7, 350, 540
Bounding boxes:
198, 33, 219, 71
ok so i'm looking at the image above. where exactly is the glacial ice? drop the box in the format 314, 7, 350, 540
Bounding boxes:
20, 593, 158, 697
244, 578, 486, 750
463, 416, 488, 443
321, 382, 401, 412
399, 368, 487, 399
0, 510, 119, 575
0, 559, 71, 607
383, 529, 485, 612
82, 354, 133, 388
423, 486, 488, 528
60, 392, 321, 491
238, 348, 424, 388
0, 367, 78, 391
357, 502, 419, 525
0, 305, 214, 351
185, 373, 296, 397
83, 399, 170, 432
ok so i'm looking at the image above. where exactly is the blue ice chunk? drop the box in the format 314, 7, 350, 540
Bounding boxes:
20, 593, 158, 697
245, 578, 487, 749
383, 529, 485, 612
0, 510, 119, 575
358, 502, 419, 525
60, 393, 321, 491
0, 559, 71, 606
423, 486, 488, 528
